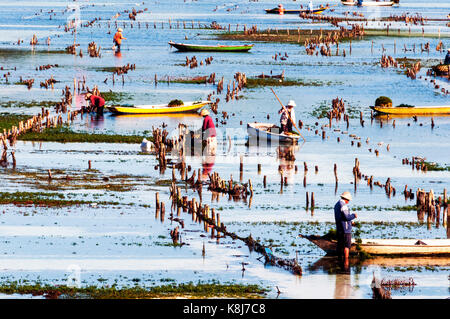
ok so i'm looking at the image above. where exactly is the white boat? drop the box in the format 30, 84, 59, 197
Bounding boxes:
247, 122, 300, 143
341, 1, 395, 6
302, 234, 450, 256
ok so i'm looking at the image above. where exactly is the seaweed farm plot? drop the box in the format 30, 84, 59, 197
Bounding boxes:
0, 0, 449, 300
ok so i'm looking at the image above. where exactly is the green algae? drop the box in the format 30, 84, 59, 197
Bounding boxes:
18, 126, 145, 144
0, 281, 268, 299
0, 100, 57, 109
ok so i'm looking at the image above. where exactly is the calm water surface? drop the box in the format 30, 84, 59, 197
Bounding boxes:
0, 0, 449, 299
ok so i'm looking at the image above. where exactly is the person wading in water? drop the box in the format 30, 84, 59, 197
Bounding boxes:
113, 28, 127, 53
199, 108, 217, 156
334, 191, 357, 268
85, 93, 105, 115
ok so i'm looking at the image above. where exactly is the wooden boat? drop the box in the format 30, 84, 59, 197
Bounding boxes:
247, 122, 300, 143
301, 234, 450, 256
265, 6, 328, 14
341, 1, 394, 6
107, 101, 210, 114
168, 41, 254, 52
370, 105, 450, 115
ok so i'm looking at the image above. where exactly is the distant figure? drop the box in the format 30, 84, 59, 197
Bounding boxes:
278, 100, 296, 134
140, 138, 153, 153
85, 93, 105, 115
444, 48, 450, 65
113, 28, 127, 53
277, 3, 284, 15
200, 108, 217, 156
357, 0, 363, 6
334, 191, 357, 266
308, 0, 314, 12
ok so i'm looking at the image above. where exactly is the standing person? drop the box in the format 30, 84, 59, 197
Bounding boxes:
278, 100, 296, 134
200, 108, 217, 156
277, 4, 284, 15
308, 0, 314, 13
444, 48, 450, 65
113, 28, 127, 53
334, 191, 357, 266
85, 92, 105, 115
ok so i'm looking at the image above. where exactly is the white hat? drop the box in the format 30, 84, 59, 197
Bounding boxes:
286, 100, 296, 107
200, 108, 210, 116
118, 28, 123, 32
341, 191, 352, 201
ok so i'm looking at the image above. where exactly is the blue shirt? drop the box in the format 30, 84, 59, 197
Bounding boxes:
444, 52, 450, 65
334, 199, 356, 234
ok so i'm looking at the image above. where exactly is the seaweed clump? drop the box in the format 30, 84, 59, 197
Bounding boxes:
375, 96, 392, 107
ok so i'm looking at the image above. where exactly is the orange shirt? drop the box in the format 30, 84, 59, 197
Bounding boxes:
113, 32, 125, 44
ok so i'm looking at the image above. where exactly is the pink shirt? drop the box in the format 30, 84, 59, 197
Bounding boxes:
202, 115, 216, 137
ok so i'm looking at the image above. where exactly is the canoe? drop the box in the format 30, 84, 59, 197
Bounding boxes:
341, 1, 394, 6
301, 234, 450, 256
168, 41, 254, 52
107, 101, 210, 114
247, 122, 300, 144
370, 105, 450, 115
265, 7, 328, 14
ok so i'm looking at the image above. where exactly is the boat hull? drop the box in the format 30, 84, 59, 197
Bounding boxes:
370, 105, 450, 115
247, 123, 299, 144
301, 235, 450, 257
265, 7, 327, 14
107, 101, 209, 114
169, 41, 254, 52
342, 1, 394, 6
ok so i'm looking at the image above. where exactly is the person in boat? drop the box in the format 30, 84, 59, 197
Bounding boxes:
277, 4, 284, 14
444, 48, 450, 65
278, 100, 296, 134
308, 0, 314, 12
113, 28, 127, 53
334, 191, 357, 265
85, 92, 105, 115
200, 108, 217, 156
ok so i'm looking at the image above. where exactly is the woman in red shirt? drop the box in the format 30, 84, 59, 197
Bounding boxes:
200, 108, 217, 155
85, 93, 105, 115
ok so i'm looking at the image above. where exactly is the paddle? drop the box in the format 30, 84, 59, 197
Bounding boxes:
270, 88, 306, 142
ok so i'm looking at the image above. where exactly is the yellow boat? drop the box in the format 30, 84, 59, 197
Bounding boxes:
107, 101, 210, 114
370, 105, 450, 115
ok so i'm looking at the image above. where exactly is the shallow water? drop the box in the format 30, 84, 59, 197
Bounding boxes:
0, 0, 449, 299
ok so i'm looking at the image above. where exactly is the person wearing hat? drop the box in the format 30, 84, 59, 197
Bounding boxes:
334, 191, 357, 264
278, 100, 296, 134
308, 0, 314, 13
85, 92, 105, 115
113, 28, 127, 53
200, 108, 217, 156
444, 48, 450, 65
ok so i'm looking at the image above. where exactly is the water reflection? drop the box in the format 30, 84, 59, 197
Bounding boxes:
201, 154, 215, 181
89, 114, 105, 129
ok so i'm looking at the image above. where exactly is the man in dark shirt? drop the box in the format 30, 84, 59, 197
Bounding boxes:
334, 191, 357, 265
444, 49, 450, 65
